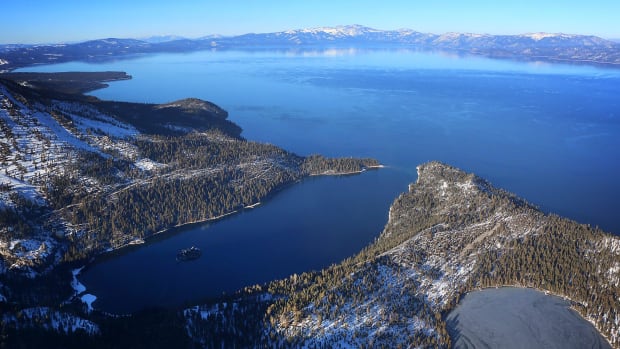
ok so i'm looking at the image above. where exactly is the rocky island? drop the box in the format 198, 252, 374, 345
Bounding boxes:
176, 246, 202, 262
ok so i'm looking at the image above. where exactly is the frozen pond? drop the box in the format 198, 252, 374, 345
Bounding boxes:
446, 287, 610, 349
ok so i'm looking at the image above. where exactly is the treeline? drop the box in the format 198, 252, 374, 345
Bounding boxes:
136, 132, 301, 170
42, 132, 378, 262
301, 154, 379, 175
199, 162, 619, 348
1, 79, 386, 347
8, 162, 620, 348
1, 307, 191, 349
468, 215, 620, 344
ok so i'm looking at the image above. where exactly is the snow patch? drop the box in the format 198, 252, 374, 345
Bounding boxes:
31, 111, 100, 154
135, 158, 165, 171
69, 112, 138, 139
286, 25, 379, 37
71, 267, 86, 294
0, 174, 46, 207
523, 33, 575, 41
81, 294, 97, 312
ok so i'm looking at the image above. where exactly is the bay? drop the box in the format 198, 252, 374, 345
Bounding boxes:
20, 49, 620, 312
80, 168, 410, 314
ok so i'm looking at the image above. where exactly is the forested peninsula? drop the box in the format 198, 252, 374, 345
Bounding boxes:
0, 72, 378, 306
1, 73, 618, 348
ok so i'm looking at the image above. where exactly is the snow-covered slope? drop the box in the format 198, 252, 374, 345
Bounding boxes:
0, 83, 147, 276
196, 162, 618, 348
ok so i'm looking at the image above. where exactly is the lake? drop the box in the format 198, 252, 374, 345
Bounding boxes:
19, 49, 620, 312
81, 169, 410, 313
447, 287, 611, 348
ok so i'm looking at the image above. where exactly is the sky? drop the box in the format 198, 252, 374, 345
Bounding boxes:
1, 0, 620, 44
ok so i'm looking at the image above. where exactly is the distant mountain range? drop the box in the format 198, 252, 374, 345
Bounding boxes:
1, 25, 620, 72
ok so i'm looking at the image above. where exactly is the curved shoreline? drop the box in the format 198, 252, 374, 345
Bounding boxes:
449, 286, 612, 348
97, 165, 385, 257
309, 164, 385, 177
77, 167, 384, 310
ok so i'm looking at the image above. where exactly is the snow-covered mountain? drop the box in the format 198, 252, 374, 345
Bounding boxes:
1, 25, 619, 72
140, 35, 187, 43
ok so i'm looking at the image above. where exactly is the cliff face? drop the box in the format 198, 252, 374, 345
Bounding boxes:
264, 162, 620, 347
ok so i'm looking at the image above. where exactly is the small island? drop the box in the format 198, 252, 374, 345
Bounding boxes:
176, 246, 202, 262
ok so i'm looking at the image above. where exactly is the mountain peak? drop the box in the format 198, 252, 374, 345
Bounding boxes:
284, 24, 379, 36
520, 32, 576, 41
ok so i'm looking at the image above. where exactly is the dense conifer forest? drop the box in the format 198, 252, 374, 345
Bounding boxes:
1, 75, 618, 348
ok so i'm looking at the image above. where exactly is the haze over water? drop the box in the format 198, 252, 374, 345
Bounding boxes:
21, 49, 620, 312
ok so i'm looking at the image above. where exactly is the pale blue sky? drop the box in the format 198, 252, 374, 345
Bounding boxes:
2, 0, 619, 44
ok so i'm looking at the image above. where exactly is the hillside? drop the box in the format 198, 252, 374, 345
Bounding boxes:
3, 151, 618, 347
184, 162, 619, 348
1, 73, 618, 348
0, 74, 378, 307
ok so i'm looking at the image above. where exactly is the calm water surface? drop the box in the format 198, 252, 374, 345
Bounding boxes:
20, 49, 620, 312
447, 288, 610, 348
82, 169, 409, 313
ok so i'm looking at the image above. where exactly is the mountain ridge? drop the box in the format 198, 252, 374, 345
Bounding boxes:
181, 161, 619, 348
1, 25, 619, 72
1, 81, 618, 346
0, 74, 377, 285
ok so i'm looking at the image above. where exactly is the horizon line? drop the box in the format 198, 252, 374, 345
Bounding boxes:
2, 24, 618, 46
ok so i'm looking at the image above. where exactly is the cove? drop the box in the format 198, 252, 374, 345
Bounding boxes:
447, 287, 611, 349
20, 48, 620, 312
20, 49, 620, 234
79, 168, 411, 314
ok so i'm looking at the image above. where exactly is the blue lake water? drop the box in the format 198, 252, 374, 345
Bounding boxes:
20, 49, 620, 312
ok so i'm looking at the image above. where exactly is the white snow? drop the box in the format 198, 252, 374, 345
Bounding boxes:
30, 111, 100, 154
0, 59, 8, 65
81, 294, 97, 312
69, 112, 138, 139
6, 239, 51, 262
135, 158, 165, 171
0, 173, 46, 206
286, 25, 379, 37
523, 33, 575, 41
71, 267, 87, 294
608, 262, 620, 287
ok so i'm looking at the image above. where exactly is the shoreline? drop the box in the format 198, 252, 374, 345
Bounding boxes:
309, 164, 385, 177
99, 164, 385, 256
74, 162, 386, 313
70, 266, 98, 312
453, 285, 613, 348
